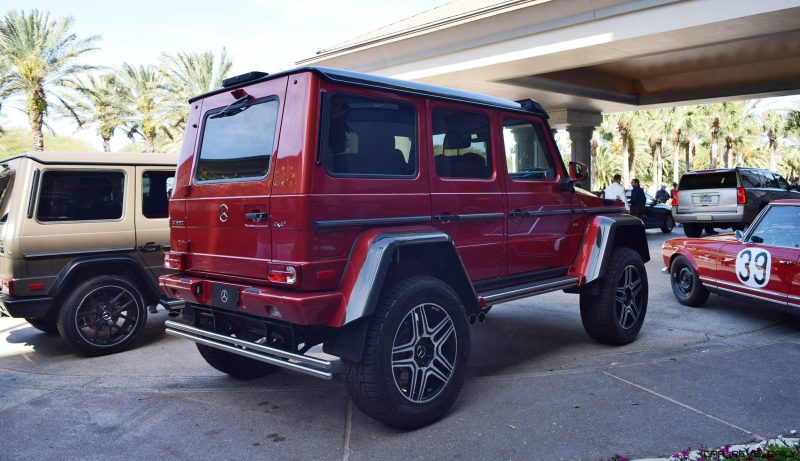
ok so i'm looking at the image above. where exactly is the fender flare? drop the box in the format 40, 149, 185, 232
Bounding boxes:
568, 214, 650, 291
48, 255, 162, 305
323, 227, 478, 362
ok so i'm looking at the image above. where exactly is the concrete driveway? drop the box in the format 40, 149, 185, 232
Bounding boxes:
2, 230, 798, 460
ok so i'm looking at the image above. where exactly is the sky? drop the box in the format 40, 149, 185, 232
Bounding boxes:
0, 0, 447, 150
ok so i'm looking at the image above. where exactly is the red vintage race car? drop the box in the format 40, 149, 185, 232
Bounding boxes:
662, 199, 800, 310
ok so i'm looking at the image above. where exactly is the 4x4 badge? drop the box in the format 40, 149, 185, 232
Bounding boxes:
218, 204, 229, 223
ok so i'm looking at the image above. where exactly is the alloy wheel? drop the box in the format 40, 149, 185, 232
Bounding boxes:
74, 285, 140, 347
614, 265, 643, 330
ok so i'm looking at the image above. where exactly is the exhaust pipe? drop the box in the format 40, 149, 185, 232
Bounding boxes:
468, 314, 478, 325
477, 311, 487, 324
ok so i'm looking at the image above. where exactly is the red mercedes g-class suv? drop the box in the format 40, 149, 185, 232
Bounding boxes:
160, 67, 649, 429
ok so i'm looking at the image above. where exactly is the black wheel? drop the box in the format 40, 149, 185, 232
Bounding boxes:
670, 255, 709, 307
57, 275, 148, 356
683, 223, 702, 238
25, 318, 59, 335
580, 248, 648, 345
343, 276, 470, 429
196, 344, 278, 379
661, 214, 675, 233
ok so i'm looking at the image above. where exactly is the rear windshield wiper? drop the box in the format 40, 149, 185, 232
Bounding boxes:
210, 95, 254, 119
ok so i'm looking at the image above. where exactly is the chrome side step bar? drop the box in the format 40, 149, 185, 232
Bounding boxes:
164, 320, 333, 380
479, 276, 580, 306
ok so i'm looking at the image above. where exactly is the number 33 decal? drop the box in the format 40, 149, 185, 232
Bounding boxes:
735, 248, 771, 288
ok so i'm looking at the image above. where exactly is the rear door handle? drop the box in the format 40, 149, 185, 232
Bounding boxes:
138, 242, 162, 253
433, 213, 459, 223
509, 209, 529, 219
245, 212, 268, 222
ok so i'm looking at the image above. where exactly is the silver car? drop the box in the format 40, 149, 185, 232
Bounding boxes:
672, 167, 800, 237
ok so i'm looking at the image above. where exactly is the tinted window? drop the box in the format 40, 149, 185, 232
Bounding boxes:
740, 170, 764, 188
324, 93, 416, 177
142, 171, 174, 219
502, 119, 555, 181
679, 171, 737, 190
761, 171, 781, 189
749, 205, 800, 248
37, 171, 125, 222
432, 109, 492, 179
0, 173, 14, 224
197, 99, 279, 182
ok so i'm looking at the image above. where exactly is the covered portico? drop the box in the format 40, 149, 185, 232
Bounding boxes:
298, 0, 800, 188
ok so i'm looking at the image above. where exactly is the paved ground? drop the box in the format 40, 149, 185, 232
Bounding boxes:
1, 230, 799, 460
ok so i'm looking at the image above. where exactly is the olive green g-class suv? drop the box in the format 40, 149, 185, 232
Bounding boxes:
0, 152, 179, 355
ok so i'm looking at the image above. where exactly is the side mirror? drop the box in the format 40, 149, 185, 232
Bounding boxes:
569, 161, 588, 181
735, 230, 744, 241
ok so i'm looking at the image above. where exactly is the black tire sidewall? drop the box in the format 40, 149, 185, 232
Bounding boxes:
57, 275, 148, 356
683, 223, 702, 238
662, 215, 675, 233
670, 255, 708, 307
348, 276, 470, 429
580, 248, 648, 345
196, 343, 277, 379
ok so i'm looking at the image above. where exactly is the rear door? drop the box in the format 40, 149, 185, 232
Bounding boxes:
135, 167, 175, 280
428, 102, 504, 281
184, 77, 287, 280
677, 171, 738, 215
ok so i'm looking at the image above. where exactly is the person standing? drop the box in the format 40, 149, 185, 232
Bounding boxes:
669, 182, 678, 203
629, 178, 646, 218
604, 174, 628, 211
655, 184, 670, 203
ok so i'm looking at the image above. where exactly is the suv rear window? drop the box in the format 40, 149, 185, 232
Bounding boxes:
142, 171, 174, 219
324, 93, 417, 177
37, 171, 125, 222
679, 171, 737, 190
196, 98, 279, 182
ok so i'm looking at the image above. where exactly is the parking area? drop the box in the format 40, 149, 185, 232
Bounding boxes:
1, 230, 799, 460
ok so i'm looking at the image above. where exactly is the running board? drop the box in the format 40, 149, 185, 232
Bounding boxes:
164, 320, 333, 380
478, 276, 580, 306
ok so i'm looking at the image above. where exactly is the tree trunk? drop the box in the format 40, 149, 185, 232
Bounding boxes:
656, 142, 663, 188
685, 142, 693, 172
27, 86, 47, 152
102, 137, 112, 152
590, 136, 597, 191
672, 129, 681, 184
621, 129, 630, 185
710, 137, 718, 169
769, 138, 777, 172
145, 135, 156, 153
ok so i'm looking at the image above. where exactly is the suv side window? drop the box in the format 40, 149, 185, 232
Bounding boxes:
740, 170, 764, 188
431, 109, 492, 179
196, 98, 279, 182
37, 171, 125, 222
142, 171, 175, 219
324, 93, 416, 177
502, 118, 555, 181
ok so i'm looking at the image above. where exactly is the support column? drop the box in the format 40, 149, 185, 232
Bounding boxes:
549, 109, 602, 190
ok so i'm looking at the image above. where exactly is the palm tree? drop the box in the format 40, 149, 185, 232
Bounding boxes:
0, 9, 99, 151
709, 108, 720, 169
762, 112, 784, 172
122, 63, 171, 153
62, 73, 132, 152
664, 107, 686, 184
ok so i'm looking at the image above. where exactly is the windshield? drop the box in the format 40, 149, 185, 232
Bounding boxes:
0, 172, 14, 224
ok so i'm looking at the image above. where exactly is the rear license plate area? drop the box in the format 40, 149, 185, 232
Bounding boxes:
211, 283, 240, 310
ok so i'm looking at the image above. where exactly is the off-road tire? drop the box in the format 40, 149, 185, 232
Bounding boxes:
343, 276, 470, 429
683, 223, 702, 238
196, 344, 278, 379
25, 318, 59, 335
670, 255, 709, 307
661, 214, 675, 234
57, 275, 148, 356
580, 248, 648, 345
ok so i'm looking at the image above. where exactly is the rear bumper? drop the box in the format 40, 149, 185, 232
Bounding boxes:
0, 294, 53, 318
159, 274, 341, 325
672, 208, 744, 224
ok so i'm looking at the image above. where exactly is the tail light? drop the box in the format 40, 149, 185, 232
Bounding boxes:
672, 190, 678, 206
0, 279, 13, 295
268, 264, 297, 285
164, 251, 187, 271
737, 187, 746, 205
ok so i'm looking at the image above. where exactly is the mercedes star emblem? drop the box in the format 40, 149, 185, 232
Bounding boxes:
218, 204, 229, 222
220, 290, 229, 303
